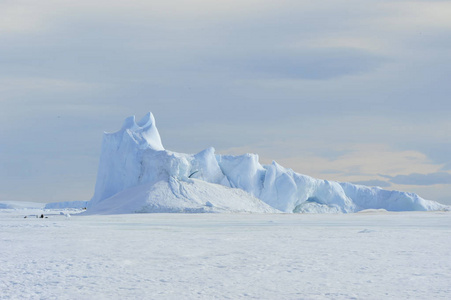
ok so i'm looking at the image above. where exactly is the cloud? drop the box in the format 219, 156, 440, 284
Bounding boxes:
383, 172, 451, 186
351, 179, 391, 188
236, 48, 386, 80
376, 1, 451, 31
319, 169, 343, 175
0, 2, 48, 34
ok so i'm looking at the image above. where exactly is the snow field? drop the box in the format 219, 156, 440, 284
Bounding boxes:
1, 210, 450, 299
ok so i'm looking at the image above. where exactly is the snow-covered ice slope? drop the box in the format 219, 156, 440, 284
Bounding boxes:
86, 178, 277, 215
87, 112, 448, 214
88, 112, 276, 214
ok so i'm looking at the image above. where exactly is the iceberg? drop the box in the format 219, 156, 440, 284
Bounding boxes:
44, 201, 89, 209
86, 112, 448, 214
0, 201, 46, 210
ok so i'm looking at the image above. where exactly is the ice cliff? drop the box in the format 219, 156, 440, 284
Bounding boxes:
86, 112, 447, 214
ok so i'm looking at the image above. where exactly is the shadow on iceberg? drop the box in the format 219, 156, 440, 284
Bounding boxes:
85, 112, 449, 214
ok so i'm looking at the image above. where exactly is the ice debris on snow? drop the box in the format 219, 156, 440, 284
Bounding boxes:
85, 112, 449, 214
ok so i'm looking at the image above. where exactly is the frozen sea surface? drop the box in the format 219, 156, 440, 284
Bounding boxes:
1, 209, 450, 299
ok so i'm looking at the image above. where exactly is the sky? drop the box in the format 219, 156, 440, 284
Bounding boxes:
1, 0, 450, 205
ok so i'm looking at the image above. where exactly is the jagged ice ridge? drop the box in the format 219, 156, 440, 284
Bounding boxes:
86, 112, 448, 214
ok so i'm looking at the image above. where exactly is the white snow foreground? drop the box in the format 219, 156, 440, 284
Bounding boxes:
2, 211, 450, 299
86, 112, 447, 214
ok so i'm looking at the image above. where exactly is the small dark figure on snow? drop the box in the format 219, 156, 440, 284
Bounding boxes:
40, 214, 44, 218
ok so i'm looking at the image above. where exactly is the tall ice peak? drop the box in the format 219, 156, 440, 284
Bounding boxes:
88, 112, 449, 214
118, 112, 164, 150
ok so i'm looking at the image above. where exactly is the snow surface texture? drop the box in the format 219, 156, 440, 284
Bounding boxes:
88, 112, 448, 214
1, 208, 450, 299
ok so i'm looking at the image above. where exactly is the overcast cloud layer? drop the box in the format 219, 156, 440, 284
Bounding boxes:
1, 0, 450, 205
